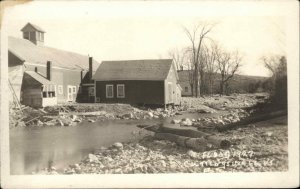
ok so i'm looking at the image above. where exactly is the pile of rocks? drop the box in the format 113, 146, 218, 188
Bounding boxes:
118, 107, 178, 120
170, 108, 250, 128
57, 120, 287, 174
10, 103, 183, 128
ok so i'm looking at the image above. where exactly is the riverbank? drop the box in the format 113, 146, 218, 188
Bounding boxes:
9, 93, 268, 128
42, 115, 287, 174
14, 92, 288, 174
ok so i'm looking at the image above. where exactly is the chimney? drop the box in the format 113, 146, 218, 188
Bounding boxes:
80, 70, 83, 82
89, 57, 93, 82
35, 67, 38, 72
46, 61, 52, 81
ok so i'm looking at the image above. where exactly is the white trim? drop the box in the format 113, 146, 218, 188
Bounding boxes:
117, 84, 125, 98
82, 83, 95, 86
106, 84, 114, 98
58, 85, 63, 95
67, 85, 73, 101
72, 86, 77, 93
24, 62, 87, 72
168, 82, 173, 103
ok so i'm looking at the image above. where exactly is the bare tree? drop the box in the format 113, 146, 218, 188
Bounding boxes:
216, 46, 242, 95
260, 54, 282, 76
260, 54, 286, 94
202, 43, 218, 95
183, 22, 214, 97
168, 48, 187, 70
184, 48, 195, 96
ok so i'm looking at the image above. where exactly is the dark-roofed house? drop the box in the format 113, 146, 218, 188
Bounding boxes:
93, 59, 182, 106
8, 23, 100, 107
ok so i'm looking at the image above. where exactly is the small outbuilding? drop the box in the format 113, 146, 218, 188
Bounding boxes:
21, 70, 57, 107
93, 59, 181, 106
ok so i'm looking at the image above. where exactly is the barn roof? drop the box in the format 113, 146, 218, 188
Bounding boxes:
93, 59, 174, 81
25, 71, 55, 85
8, 36, 100, 71
21, 23, 46, 33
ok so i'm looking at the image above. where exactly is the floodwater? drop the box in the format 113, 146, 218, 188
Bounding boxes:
10, 112, 218, 174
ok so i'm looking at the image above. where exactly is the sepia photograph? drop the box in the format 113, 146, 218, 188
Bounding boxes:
0, 0, 299, 188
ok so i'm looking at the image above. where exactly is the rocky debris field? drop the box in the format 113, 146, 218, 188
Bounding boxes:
9, 103, 181, 128
181, 93, 268, 111
25, 92, 288, 174
42, 115, 287, 174
171, 108, 250, 128
9, 93, 267, 129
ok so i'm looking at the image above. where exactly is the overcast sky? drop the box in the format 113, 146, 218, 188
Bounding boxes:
2, 1, 291, 77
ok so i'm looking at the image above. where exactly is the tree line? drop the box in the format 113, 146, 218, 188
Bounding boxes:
169, 22, 286, 98
169, 22, 242, 96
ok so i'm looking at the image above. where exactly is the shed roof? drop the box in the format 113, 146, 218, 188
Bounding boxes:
8, 36, 100, 71
21, 23, 46, 33
93, 59, 174, 81
25, 71, 55, 85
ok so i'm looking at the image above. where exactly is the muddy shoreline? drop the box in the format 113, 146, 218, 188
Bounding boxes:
9, 93, 289, 174
42, 116, 288, 174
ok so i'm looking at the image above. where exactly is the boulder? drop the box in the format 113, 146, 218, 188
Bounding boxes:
147, 112, 154, 118
16, 121, 26, 127
71, 115, 77, 121
122, 113, 134, 119
87, 153, 99, 163
37, 120, 44, 126
180, 118, 193, 126
112, 142, 123, 150
187, 150, 197, 158
88, 119, 95, 123
171, 119, 181, 124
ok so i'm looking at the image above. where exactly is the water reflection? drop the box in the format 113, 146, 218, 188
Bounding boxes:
10, 112, 217, 174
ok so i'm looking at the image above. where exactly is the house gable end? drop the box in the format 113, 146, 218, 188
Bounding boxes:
8, 50, 25, 67
165, 60, 179, 81
21, 23, 45, 33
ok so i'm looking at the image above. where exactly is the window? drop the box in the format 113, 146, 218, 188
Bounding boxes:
72, 86, 77, 93
89, 87, 95, 96
185, 86, 188, 92
117, 84, 125, 98
106, 85, 113, 98
29, 32, 35, 40
41, 33, 44, 41
43, 92, 48, 98
58, 85, 63, 95
23, 32, 29, 40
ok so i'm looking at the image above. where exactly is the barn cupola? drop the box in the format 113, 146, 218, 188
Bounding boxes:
21, 22, 45, 46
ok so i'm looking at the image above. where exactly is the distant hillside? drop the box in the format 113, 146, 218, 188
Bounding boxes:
177, 70, 269, 94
